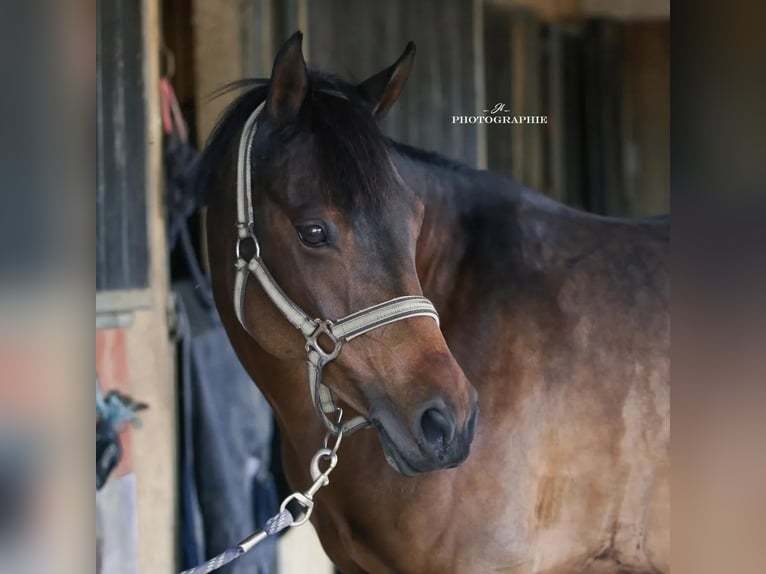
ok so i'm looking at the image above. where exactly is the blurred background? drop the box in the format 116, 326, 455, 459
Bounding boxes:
91, 0, 669, 573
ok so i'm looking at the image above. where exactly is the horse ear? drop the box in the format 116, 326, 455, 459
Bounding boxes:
266, 31, 308, 122
356, 42, 416, 120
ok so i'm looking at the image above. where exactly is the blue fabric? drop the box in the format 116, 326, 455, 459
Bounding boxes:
96, 379, 143, 431
175, 280, 278, 574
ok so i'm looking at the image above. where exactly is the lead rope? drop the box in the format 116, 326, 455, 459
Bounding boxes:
179, 412, 345, 574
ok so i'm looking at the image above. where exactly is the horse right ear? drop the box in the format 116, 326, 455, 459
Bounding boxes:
357, 42, 416, 120
266, 31, 308, 123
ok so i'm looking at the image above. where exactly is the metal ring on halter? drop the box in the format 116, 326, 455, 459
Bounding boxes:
235, 225, 261, 261
323, 409, 344, 453
306, 320, 343, 361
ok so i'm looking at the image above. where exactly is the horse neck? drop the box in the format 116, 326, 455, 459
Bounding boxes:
392, 144, 532, 309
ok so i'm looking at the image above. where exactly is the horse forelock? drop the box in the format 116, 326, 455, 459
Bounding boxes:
195, 71, 397, 216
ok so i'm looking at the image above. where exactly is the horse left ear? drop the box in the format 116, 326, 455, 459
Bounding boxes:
357, 42, 416, 120
267, 31, 308, 123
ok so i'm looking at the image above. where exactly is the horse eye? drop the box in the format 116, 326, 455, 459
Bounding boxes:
296, 223, 328, 247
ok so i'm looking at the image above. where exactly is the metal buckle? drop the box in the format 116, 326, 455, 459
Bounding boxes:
279, 491, 314, 526
279, 448, 339, 526
309, 448, 339, 484
235, 224, 260, 261
306, 320, 342, 362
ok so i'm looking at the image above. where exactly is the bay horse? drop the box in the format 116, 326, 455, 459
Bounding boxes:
200, 32, 669, 574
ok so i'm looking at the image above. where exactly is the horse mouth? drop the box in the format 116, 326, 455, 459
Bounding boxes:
372, 420, 423, 477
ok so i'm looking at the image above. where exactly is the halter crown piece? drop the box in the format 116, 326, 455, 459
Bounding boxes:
232, 101, 440, 435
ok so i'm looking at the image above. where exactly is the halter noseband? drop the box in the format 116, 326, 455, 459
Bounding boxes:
232, 101, 440, 435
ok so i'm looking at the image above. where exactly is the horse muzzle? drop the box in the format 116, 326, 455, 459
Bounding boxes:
371, 398, 479, 476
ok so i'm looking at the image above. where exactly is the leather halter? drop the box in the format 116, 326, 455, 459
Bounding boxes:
232, 101, 440, 435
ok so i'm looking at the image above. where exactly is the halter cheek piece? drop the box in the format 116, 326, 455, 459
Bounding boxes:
232, 101, 440, 435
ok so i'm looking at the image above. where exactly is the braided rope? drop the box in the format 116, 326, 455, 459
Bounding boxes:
264, 509, 293, 535
179, 547, 243, 574
179, 509, 294, 574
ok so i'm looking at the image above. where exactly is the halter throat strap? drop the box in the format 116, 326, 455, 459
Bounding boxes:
232, 101, 439, 435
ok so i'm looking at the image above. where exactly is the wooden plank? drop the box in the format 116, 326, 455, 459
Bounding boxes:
510, 11, 523, 179
192, 0, 247, 144
499, 0, 582, 21
525, 13, 543, 190
621, 21, 670, 215
372, 0, 406, 142
601, 21, 625, 215
518, 9, 544, 190
456, 0, 478, 165
561, 24, 585, 208
491, 0, 669, 21
258, 0, 276, 74
452, 0, 479, 166
582, 20, 605, 213
132, 2, 178, 572
546, 22, 566, 202
472, 0, 488, 168
297, 0, 310, 61
483, 1, 514, 176
438, 0, 463, 161
96, 289, 153, 314
402, 0, 421, 148
415, 0, 436, 151
582, 19, 625, 214
306, 0, 330, 68
415, 0, 438, 152
583, 0, 669, 20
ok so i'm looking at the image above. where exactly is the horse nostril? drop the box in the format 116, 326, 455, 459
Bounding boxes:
466, 402, 479, 440
420, 407, 456, 448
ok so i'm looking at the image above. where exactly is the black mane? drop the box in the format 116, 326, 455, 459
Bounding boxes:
389, 140, 475, 174
195, 71, 398, 214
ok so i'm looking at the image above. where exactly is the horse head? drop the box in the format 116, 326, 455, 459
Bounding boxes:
210, 32, 478, 475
